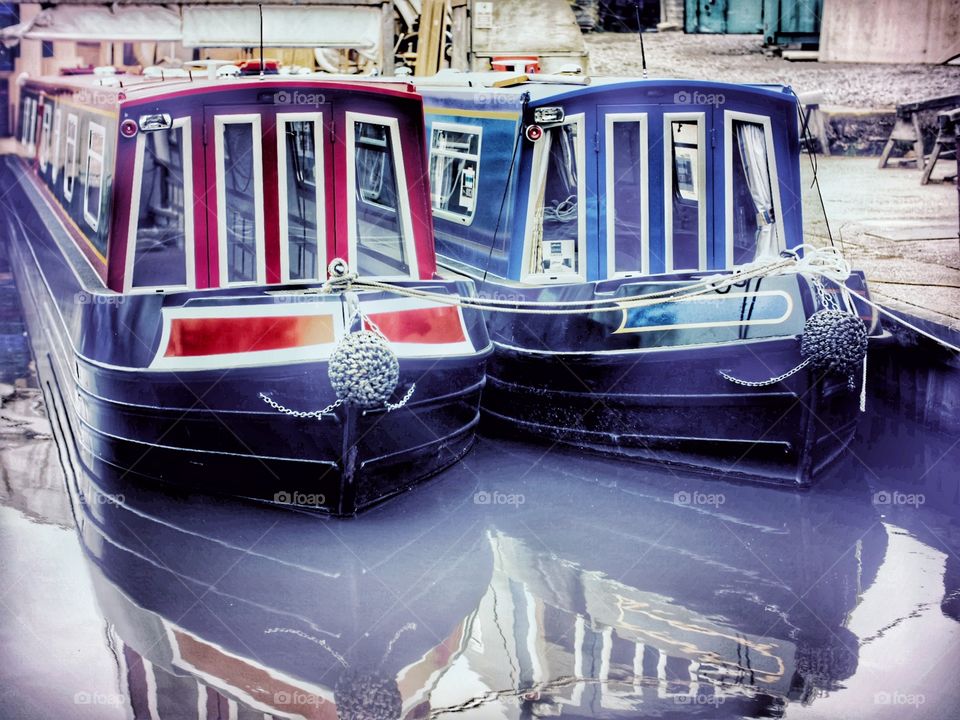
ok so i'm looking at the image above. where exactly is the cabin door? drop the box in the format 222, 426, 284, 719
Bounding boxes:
203, 104, 334, 288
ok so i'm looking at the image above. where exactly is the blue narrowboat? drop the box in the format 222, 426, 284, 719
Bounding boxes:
416, 74, 881, 485
1, 71, 491, 515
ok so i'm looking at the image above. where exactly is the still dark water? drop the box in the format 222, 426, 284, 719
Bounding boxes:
1, 265, 958, 719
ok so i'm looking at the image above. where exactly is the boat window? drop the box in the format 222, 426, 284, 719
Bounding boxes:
429, 124, 481, 224
51, 107, 63, 182
130, 120, 192, 289
38, 101, 53, 172
666, 118, 706, 272
606, 116, 648, 277
278, 115, 323, 282
353, 120, 410, 277
528, 118, 583, 278
216, 117, 263, 285
63, 113, 79, 201
21, 97, 37, 154
83, 123, 106, 232
729, 118, 780, 265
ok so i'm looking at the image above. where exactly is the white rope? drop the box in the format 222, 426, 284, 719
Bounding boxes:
846, 289, 960, 354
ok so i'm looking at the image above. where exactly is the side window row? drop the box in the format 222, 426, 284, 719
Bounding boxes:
23, 96, 106, 236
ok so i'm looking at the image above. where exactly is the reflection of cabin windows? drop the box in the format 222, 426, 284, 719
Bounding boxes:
605, 114, 649, 277
726, 114, 782, 266
51, 107, 63, 182
83, 123, 106, 231
38, 101, 53, 172
278, 114, 323, 282
526, 115, 585, 280
665, 115, 706, 272
350, 116, 415, 278
429, 124, 481, 225
129, 119, 193, 290
63, 113, 79, 200
215, 115, 264, 286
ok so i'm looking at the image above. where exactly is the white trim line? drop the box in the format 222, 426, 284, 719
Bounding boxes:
345, 111, 419, 279
723, 110, 786, 268
663, 112, 707, 273
276, 111, 326, 283
521, 112, 587, 284
214, 113, 266, 287
124, 117, 196, 293
63, 112, 79, 201
604, 112, 650, 278
51, 106, 63, 182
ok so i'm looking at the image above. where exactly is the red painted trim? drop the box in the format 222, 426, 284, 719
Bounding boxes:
400, 110, 438, 280
107, 127, 139, 291
164, 315, 335, 357
202, 108, 220, 289
119, 79, 417, 109
262, 114, 281, 284
189, 109, 210, 289
367, 306, 467, 344
332, 105, 351, 270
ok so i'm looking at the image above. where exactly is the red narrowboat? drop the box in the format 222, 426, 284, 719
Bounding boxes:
2, 72, 491, 515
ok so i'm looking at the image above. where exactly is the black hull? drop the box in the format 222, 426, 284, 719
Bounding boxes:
4, 157, 491, 515
481, 338, 861, 487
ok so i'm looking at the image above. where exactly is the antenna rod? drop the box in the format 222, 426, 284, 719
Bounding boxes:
259, 4, 265, 79
636, 2, 648, 79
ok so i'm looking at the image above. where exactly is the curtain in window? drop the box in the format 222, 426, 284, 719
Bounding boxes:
528, 131, 554, 269
736, 123, 778, 259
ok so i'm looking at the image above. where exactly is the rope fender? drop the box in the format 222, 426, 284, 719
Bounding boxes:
328, 330, 400, 408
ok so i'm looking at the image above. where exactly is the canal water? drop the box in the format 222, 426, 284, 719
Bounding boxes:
0, 251, 958, 719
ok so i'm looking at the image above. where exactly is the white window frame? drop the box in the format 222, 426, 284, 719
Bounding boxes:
521, 113, 587, 284
276, 112, 325, 283
214, 114, 266, 287
83, 122, 106, 232
51, 106, 63, 182
345, 111, 419, 280
64, 113, 79, 201
38, 100, 53, 172
429, 121, 482, 226
604, 113, 650, 278
22, 97, 38, 154
124, 117, 196, 293
663, 112, 707, 273
723, 110, 786, 268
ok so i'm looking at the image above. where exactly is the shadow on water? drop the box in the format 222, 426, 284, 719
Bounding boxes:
0, 246, 958, 718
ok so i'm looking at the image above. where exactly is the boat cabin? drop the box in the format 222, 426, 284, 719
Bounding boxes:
418, 75, 804, 284
15, 73, 437, 293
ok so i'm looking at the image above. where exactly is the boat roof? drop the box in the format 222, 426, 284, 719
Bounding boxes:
413, 71, 798, 106
23, 72, 419, 110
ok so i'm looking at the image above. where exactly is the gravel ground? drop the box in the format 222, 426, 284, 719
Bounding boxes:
585, 33, 960, 108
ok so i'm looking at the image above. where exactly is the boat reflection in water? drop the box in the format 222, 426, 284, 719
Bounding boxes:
67, 421, 908, 719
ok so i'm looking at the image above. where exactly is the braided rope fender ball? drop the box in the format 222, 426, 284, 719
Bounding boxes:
328, 331, 400, 408
334, 669, 402, 720
800, 310, 868, 388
